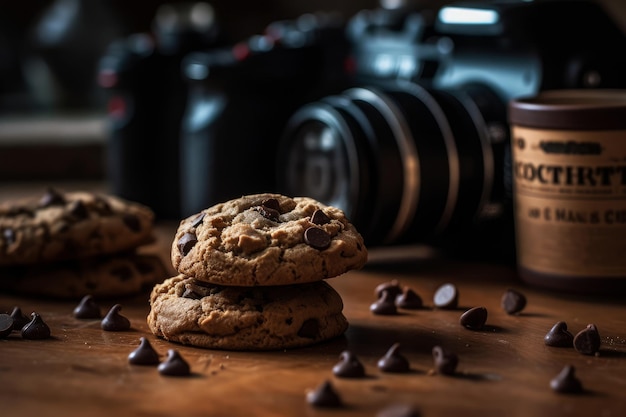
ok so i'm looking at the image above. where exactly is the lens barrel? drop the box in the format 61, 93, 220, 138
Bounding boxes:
277, 81, 506, 246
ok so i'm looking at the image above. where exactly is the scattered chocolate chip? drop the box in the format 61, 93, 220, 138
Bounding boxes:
501, 289, 527, 315
432, 345, 458, 376
3, 228, 16, 245
9, 306, 30, 330
158, 349, 191, 376
310, 209, 331, 225
190, 212, 205, 228
370, 289, 398, 315
573, 324, 601, 355
261, 198, 281, 212
433, 283, 458, 309
544, 321, 574, 347
377, 343, 410, 373
73, 295, 101, 319
459, 307, 488, 330
68, 200, 89, 220
39, 188, 65, 207
550, 365, 583, 394
0, 314, 14, 338
377, 404, 421, 417
306, 380, 343, 408
396, 287, 423, 309
304, 227, 331, 250
128, 337, 160, 365
21, 312, 51, 339
178, 232, 198, 256
332, 350, 365, 378
375, 279, 402, 299
297, 319, 319, 339
122, 214, 141, 232
101, 304, 131, 331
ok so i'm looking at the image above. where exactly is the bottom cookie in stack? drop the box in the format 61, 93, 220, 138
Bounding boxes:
147, 275, 348, 350
147, 193, 368, 351
0, 252, 168, 299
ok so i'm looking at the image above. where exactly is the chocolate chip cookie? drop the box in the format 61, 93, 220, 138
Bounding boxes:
147, 275, 348, 350
171, 193, 368, 286
0, 253, 169, 299
0, 188, 156, 266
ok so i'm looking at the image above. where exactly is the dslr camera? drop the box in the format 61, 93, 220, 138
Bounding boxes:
178, 12, 349, 216
275, 0, 626, 256
99, 2, 227, 219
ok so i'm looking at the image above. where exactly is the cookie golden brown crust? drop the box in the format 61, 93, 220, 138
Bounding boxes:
0, 189, 155, 266
171, 193, 368, 286
147, 275, 348, 350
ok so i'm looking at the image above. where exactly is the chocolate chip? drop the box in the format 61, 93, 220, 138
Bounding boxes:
190, 212, 205, 228
310, 209, 331, 225
573, 324, 601, 355
0, 314, 14, 338
396, 287, 423, 309
158, 349, 191, 376
377, 404, 421, 417
122, 214, 141, 232
39, 188, 65, 207
93, 196, 113, 214
370, 289, 398, 315
544, 321, 574, 347
306, 380, 342, 408
432, 345, 458, 376
550, 365, 583, 394
304, 227, 330, 250
9, 306, 30, 330
261, 198, 281, 212
257, 205, 280, 221
3, 228, 15, 245
73, 295, 102, 319
297, 319, 319, 339
178, 232, 197, 256
182, 289, 202, 299
21, 312, 51, 339
128, 337, 160, 365
375, 279, 402, 299
377, 343, 410, 373
68, 200, 89, 220
459, 307, 488, 330
433, 283, 458, 309
501, 289, 526, 315
332, 350, 365, 378
101, 304, 131, 331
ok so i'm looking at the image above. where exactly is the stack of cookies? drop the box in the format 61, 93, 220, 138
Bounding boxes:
147, 193, 368, 350
0, 188, 168, 299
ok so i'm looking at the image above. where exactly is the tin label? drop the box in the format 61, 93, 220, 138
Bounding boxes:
511, 126, 626, 278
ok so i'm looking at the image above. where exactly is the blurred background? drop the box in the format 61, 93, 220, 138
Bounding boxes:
1, 0, 625, 188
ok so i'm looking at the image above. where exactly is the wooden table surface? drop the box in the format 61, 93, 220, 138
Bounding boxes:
1, 183, 626, 417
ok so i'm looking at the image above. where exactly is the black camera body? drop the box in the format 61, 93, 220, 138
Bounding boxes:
178, 13, 349, 216
99, 3, 226, 219
276, 0, 626, 255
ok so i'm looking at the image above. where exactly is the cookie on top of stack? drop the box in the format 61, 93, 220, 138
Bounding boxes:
147, 193, 368, 351
0, 188, 168, 299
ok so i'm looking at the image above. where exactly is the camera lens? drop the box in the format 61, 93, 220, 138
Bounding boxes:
277, 81, 506, 246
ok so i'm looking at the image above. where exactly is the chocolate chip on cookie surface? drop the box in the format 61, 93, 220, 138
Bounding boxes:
0, 189, 155, 266
171, 193, 368, 286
